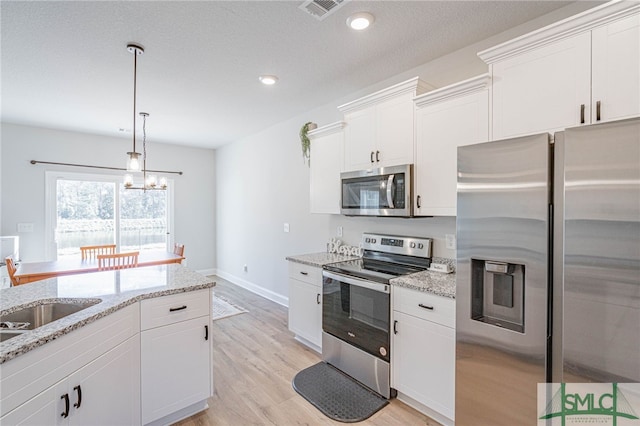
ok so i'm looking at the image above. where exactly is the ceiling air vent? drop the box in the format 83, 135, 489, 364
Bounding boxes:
299, 0, 348, 21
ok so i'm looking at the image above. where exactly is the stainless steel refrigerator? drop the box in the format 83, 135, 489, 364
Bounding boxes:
455, 118, 640, 425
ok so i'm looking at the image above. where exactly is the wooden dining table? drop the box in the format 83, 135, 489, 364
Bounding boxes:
14, 251, 184, 285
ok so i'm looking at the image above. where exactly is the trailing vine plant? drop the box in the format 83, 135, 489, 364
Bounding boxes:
299, 121, 315, 166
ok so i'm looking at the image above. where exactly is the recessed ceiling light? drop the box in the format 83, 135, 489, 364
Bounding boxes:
346, 12, 374, 30
259, 75, 279, 85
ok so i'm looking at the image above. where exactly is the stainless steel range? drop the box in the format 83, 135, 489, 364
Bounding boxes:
322, 233, 432, 398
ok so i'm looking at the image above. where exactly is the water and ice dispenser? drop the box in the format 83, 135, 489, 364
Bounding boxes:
470, 259, 525, 333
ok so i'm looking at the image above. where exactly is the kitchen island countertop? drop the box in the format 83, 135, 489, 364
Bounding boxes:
285, 252, 359, 268
0, 264, 214, 364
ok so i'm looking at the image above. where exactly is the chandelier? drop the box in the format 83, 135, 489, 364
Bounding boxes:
123, 43, 166, 191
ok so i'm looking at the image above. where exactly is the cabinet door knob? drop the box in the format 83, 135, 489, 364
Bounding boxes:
370, 151, 375, 163
416, 195, 421, 209
73, 385, 82, 409
580, 104, 585, 124
169, 305, 187, 312
393, 320, 398, 335
376, 150, 380, 162
204, 325, 209, 341
596, 100, 601, 121
316, 293, 321, 305
418, 303, 434, 310
61, 393, 70, 418
299, 271, 308, 276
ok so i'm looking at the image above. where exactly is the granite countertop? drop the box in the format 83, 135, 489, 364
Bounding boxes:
285, 252, 359, 268
0, 264, 215, 364
390, 257, 456, 299
390, 270, 456, 299
287, 252, 455, 298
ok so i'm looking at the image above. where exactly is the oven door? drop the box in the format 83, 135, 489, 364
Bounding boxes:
322, 270, 390, 362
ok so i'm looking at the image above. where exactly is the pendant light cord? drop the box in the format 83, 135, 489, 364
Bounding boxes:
142, 112, 147, 184
132, 49, 138, 154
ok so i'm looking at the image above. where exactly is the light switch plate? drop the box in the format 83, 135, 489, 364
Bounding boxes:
445, 234, 456, 250
283, 223, 290, 233
17, 223, 34, 233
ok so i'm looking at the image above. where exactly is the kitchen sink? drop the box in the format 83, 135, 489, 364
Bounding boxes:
0, 300, 101, 333
0, 330, 26, 343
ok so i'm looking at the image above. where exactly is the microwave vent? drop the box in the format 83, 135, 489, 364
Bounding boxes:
299, 0, 347, 20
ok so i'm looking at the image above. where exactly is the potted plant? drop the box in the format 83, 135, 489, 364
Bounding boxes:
299, 121, 317, 165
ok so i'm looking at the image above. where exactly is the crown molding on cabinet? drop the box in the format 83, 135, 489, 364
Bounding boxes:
308, 121, 346, 139
337, 77, 436, 113
478, 0, 640, 64
413, 74, 491, 108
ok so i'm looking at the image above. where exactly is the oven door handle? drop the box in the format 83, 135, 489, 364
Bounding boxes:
323, 271, 390, 294
386, 174, 395, 209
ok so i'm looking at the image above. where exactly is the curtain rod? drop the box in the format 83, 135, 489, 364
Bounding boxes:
30, 160, 183, 175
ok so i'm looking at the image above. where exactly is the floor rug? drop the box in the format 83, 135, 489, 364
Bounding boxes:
212, 294, 247, 321
292, 362, 388, 423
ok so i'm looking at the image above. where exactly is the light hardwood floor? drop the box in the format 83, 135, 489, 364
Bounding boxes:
174, 276, 440, 426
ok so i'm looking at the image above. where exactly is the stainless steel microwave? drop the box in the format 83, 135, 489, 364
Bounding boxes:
340, 164, 413, 217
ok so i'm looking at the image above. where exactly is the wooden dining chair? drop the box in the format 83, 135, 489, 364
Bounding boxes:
173, 243, 185, 257
5, 256, 20, 286
81, 244, 116, 260
97, 252, 139, 271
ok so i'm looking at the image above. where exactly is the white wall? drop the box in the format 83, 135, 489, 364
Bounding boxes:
214, 2, 597, 306
0, 123, 216, 271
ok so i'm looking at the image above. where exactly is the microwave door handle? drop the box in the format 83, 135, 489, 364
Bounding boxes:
386, 174, 395, 208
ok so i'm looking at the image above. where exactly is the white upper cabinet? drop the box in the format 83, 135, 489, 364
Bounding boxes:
414, 75, 490, 216
480, 2, 640, 140
339, 77, 434, 172
591, 13, 640, 123
309, 122, 345, 214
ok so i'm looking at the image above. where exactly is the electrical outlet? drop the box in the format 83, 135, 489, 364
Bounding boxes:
445, 234, 457, 250
337, 226, 343, 237
283, 223, 290, 233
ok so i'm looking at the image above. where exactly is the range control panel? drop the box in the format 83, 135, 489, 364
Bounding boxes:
362, 233, 432, 258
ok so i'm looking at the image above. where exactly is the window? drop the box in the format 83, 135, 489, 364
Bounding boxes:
46, 171, 173, 260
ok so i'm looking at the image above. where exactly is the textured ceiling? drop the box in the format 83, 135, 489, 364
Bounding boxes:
1, 1, 599, 149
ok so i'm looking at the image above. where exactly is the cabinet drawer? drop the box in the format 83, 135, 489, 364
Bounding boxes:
141, 289, 210, 331
393, 286, 455, 328
288, 262, 321, 286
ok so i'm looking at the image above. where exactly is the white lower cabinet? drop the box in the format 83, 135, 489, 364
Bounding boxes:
0, 378, 66, 426
140, 289, 213, 425
288, 262, 322, 351
0, 332, 140, 426
0, 289, 213, 426
392, 287, 455, 426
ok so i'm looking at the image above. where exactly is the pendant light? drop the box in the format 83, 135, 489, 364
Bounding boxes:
123, 43, 167, 191
126, 44, 143, 172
